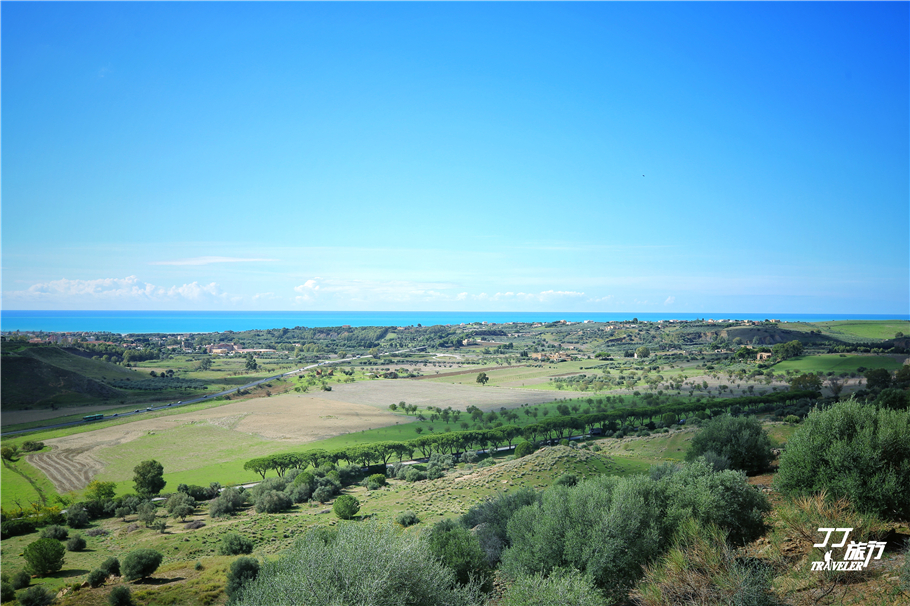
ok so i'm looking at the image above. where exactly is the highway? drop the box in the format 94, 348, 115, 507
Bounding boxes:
0, 346, 426, 437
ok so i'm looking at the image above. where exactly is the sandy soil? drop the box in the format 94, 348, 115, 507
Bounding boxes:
309, 380, 563, 411
28, 393, 400, 493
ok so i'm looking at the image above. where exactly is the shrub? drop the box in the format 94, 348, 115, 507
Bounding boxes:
501, 460, 770, 602
99, 557, 120, 577
66, 534, 87, 552
21, 441, 45, 452
499, 569, 607, 606
228, 521, 483, 606
11, 570, 31, 590
87, 568, 107, 588
312, 486, 334, 503
23, 538, 66, 576
1, 518, 35, 539
40, 524, 69, 540
0, 581, 14, 603
219, 532, 254, 556
210, 488, 246, 518
333, 495, 360, 520
461, 450, 479, 464
636, 519, 781, 606
404, 467, 426, 482
226, 556, 260, 602
555, 473, 578, 487
427, 518, 492, 590
122, 548, 163, 581
784, 414, 801, 424
185, 520, 206, 530
367, 473, 386, 487
165, 492, 195, 521
461, 487, 539, 566
396, 510, 420, 527
195, 561, 204, 571
255, 490, 292, 514
685, 414, 773, 475
776, 398, 910, 520
514, 442, 535, 458
108, 585, 134, 606
66, 502, 90, 529
17, 585, 54, 606
115, 506, 131, 520
86, 527, 108, 537
701, 451, 731, 472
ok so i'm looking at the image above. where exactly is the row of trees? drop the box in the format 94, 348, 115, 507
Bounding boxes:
244, 391, 820, 479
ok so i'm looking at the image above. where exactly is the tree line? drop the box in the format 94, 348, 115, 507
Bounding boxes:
244, 390, 820, 478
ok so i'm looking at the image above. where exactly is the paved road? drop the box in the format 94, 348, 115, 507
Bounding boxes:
0, 347, 426, 437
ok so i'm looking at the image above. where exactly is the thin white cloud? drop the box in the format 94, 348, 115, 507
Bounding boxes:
10, 275, 236, 304
150, 256, 278, 266
664, 296, 676, 306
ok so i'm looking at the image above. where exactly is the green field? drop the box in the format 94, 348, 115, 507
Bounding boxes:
771, 354, 904, 374
783, 320, 910, 341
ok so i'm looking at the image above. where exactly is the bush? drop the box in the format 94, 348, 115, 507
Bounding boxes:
226, 556, 260, 602
229, 521, 483, 606
66, 534, 87, 552
17, 585, 54, 606
66, 502, 90, 529
185, 520, 206, 530
514, 442, 535, 458
219, 532, 254, 556
165, 492, 195, 520
461, 487, 539, 566
210, 488, 246, 518
21, 441, 45, 452
776, 398, 910, 520
427, 518, 492, 590
685, 414, 773, 475
367, 473, 386, 487
87, 568, 107, 588
312, 486, 334, 503
1, 518, 36, 539
333, 495, 360, 520
11, 570, 31, 590
500, 460, 770, 602
0, 581, 14, 603
122, 548, 163, 581
99, 557, 120, 577
40, 524, 69, 540
499, 569, 607, 606
636, 519, 781, 606
555, 473, 578, 487
461, 450, 479, 464
404, 467, 426, 482
23, 538, 66, 576
255, 490, 292, 514
108, 585, 134, 606
396, 510, 420, 527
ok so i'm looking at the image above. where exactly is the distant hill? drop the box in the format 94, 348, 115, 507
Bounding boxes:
1, 345, 129, 410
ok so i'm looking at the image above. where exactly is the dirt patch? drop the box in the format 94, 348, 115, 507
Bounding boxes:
309, 380, 564, 411
409, 365, 528, 380
30, 393, 401, 492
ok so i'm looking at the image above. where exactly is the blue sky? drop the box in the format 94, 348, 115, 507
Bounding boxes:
2, 2, 907, 314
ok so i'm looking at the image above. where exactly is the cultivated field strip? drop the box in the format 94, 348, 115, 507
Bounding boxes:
28, 446, 104, 493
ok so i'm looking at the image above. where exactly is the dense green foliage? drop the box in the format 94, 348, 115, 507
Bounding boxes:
218, 532, 254, 556
226, 557, 260, 602
461, 488, 540, 566
23, 538, 65, 576
685, 415, 774, 474
40, 524, 68, 540
427, 519, 492, 589
99, 557, 121, 577
332, 495, 361, 520
231, 522, 484, 606
133, 460, 166, 497
108, 585, 135, 606
122, 548, 163, 581
88, 568, 107, 588
66, 533, 87, 551
498, 569, 608, 606
500, 460, 769, 602
11, 570, 31, 590
776, 398, 910, 520
17, 585, 54, 606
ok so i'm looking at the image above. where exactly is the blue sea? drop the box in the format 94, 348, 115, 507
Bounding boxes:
1, 310, 906, 335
